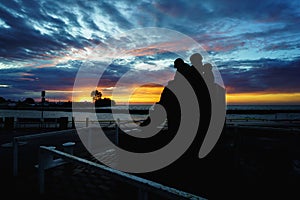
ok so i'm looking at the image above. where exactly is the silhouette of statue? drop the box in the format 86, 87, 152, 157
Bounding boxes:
140, 54, 213, 188
185, 53, 212, 157
120, 53, 214, 161
173, 58, 191, 80
119, 53, 227, 198
140, 54, 212, 141
190, 53, 203, 73
118, 58, 185, 152
203, 63, 214, 83
140, 58, 189, 132
117, 54, 220, 196
156, 58, 192, 132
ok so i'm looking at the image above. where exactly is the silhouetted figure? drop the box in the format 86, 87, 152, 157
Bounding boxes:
118, 58, 185, 152
157, 58, 192, 132
173, 57, 191, 80
125, 54, 218, 197
151, 55, 213, 193
190, 53, 203, 72
203, 63, 214, 84
184, 53, 212, 158
140, 58, 189, 130
141, 54, 212, 150
131, 54, 227, 199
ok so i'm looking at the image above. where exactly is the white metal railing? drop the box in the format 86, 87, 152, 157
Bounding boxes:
12, 128, 80, 176
38, 146, 206, 200
11, 120, 133, 177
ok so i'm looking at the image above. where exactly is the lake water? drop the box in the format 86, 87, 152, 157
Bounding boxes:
1, 105, 300, 122
226, 105, 300, 121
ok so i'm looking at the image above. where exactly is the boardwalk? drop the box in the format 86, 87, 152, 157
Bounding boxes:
0, 127, 204, 199
1, 122, 300, 199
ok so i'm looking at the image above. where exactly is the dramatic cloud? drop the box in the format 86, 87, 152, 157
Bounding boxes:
0, 0, 299, 103
220, 58, 300, 93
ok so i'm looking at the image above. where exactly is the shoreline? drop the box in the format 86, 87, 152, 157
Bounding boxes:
1, 106, 300, 114
0, 107, 150, 114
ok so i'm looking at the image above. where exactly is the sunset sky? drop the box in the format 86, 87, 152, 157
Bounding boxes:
0, 0, 300, 105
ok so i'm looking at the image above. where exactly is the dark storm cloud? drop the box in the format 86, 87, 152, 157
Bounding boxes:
1, 0, 299, 59
220, 58, 300, 93
0, 3, 80, 59
0, 64, 78, 99
0, 0, 299, 101
0, 0, 96, 60
151, 0, 300, 33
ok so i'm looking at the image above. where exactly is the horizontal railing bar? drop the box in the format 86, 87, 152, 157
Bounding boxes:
40, 146, 206, 200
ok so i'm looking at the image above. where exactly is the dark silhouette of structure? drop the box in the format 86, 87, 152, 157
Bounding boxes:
91, 90, 116, 107
116, 53, 237, 199
117, 54, 215, 197
140, 54, 212, 148
120, 54, 213, 158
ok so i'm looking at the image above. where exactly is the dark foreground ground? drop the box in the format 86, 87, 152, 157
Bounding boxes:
1, 123, 300, 199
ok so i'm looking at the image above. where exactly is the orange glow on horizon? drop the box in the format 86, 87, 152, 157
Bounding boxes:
110, 85, 164, 104
70, 85, 164, 104
128, 85, 164, 104
63, 86, 300, 105
226, 92, 300, 105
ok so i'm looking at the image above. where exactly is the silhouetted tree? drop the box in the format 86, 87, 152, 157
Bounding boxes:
91, 90, 102, 102
91, 90, 116, 107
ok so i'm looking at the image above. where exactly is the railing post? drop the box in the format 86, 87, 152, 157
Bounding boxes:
86, 117, 89, 127
72, 117, 75, 129
62, 142, 75, 155
13, 138, 18, 177
62, 142, 75, 174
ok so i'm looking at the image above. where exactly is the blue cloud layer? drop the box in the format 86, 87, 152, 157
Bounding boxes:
0, 0, 300, 101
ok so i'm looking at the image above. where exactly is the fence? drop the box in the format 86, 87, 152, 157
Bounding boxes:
10, 124, 205, 199
12, 128, 81, 176
38, 146, 206, 200
1, 116, 144, 130
12, 124, 124, 176
1, 117, 71, 129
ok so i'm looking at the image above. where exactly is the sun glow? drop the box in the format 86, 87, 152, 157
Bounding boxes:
226, 92, 300, 105
109, 84, 164, 105
71, 86, 300, 105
